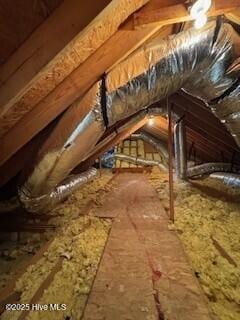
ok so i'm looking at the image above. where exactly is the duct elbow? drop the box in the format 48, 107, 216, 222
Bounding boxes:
18, 168, 98, 213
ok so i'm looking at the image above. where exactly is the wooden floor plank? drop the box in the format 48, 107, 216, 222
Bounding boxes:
85, 173, 213, 320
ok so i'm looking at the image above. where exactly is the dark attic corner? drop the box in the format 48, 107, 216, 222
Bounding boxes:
0, 0, 239, 319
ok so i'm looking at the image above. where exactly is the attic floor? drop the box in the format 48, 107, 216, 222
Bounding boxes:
82, 173, 212, 320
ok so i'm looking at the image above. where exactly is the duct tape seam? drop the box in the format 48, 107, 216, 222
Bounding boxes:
100, 73, 109, 128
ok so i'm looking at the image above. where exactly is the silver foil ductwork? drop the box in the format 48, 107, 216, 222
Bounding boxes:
209, 172, 240, 187
19, 168, 97, 213
16, 20, 239, 212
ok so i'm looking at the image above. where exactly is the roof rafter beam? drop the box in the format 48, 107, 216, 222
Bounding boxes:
134, 0, 240, 28
0, 0, 150, 138
0, 22, 172, 167
226, 8, 240, 24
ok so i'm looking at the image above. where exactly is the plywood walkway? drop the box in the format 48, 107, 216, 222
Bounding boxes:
83, 173, 213, 320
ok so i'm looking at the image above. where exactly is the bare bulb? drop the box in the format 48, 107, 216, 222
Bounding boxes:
148, 118, 155, 126
194, 13, 207, 29
190, 0, 212, 19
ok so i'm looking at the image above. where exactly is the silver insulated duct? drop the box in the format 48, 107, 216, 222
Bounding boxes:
187, 162, 234, 178
209, 172, 240, 187
104, 153, 167, 171
18, 20, 239, 212
19, 167, 97, 213
130, 132, 169, 166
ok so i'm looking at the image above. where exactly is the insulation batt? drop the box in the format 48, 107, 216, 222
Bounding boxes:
19, 21, 239, 212
150, 168, 240, 320
131, 132, 169, 166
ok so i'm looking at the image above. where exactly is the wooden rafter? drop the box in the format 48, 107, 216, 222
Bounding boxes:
226, 8, 240, 24
0, 21, 172, 167
0, 0, 238, 175
134, 0, 240, 28
0, 0, 150, 138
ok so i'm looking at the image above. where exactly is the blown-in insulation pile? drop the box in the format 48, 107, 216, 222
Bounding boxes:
1, 172, 114, 320
150, 168, 240, 320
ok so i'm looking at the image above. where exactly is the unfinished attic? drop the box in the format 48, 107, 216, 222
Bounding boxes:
0, 0, 240, 319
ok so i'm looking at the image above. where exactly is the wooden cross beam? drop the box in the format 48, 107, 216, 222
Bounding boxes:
226, 8, 240, 24
134, 0, 240, 28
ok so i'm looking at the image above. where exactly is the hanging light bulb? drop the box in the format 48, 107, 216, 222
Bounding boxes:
194, 13, 208, 29
190, 0, 212, 19
148, 116, 155, 126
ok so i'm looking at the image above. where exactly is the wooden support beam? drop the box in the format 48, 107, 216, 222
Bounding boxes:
186, 128, 228, 161
179, 110, 237, 154
134, 0, 240, 28
184, 117, 238, 156
170, 94, 239, 151
143, 116, 169, 141
0, 0, 150, 138
143, 113, 236, 163
225, 8, 240, 24
112, 167, 152, 173
168, 102, 175, 222
186, 129, 240, 165
171, 92, 229, 132
0, 22, 171, 167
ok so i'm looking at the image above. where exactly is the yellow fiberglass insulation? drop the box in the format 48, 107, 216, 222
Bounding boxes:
149, 168, 240, 320
27, 217, 110, 320
1, 172, 113, 320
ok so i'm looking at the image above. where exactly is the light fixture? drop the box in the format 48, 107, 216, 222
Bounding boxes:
190, 0, 212, 29
148, 116, 155, 126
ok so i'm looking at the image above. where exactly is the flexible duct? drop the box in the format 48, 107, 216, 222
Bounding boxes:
187, 162, 234, 178
107, 21, 239, 125
19, 167, 97, 213
209, 172, 240, 187
20, 83, 105, 200
18, 21, 239, 212
105, 153, 167, 171
130, 132, 169, 166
